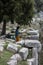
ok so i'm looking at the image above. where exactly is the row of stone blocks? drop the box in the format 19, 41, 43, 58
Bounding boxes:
7, 47, 38, 65
0, 35, 41, 65
6, 39, 41, 65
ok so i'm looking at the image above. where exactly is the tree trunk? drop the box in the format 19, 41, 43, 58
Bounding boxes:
29, 21, 31, 27
1, 20, 6, 35
11, 19, 14, 24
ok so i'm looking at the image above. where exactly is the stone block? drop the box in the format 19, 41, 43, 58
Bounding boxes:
25, 39, 41, 52
27, 30, 39, 35
16, 40, 24, 46
19, 47, 28, 60
7, 43, 21, 53
26, 33, 39, 40
0, 46, 4, 52
32, 48, 38, 65
27, 58, 35, 65
11, 54, 22, 61
7, 60, 17, 65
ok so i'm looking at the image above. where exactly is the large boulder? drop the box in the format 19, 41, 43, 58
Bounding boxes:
19, 47, 28, 60
7, 43, 21, 53
10, 54, 22, 61
25, 39, 41, 52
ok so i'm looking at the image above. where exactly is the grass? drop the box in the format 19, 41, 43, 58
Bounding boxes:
0, 42, 32, 65
0, 50, 13, 65
18, 61, 27, 65
0, 49, 32, 65
0, 50, 27, 65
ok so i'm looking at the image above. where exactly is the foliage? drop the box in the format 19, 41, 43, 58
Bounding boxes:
0, 0, 34, 25
0, 0, 15, 22
0, 0, 34, 34
0, 50, 13, 65
14, 0, 34, 25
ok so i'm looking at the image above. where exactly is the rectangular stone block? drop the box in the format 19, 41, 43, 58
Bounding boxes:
16, 40, 24, 46
7, 43, 21, 53
10, 54, 22, 61
26, 33, 39, 40
0, 46, 4, 52
19, 47, 28, 60
25, 39, 41, 52
27, 30, 39, 35
7, 60, 17, 65
27, 58, 35, 65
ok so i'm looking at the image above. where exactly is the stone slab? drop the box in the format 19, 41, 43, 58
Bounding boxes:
7, 43, 21, 53
25, 39, 41, 52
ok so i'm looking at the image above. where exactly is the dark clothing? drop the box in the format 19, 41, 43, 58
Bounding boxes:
15, 29, 19, 37
15, 28, 20, 41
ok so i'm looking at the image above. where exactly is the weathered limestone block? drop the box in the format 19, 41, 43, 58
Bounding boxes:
19, 47, 28, 60
0, 40, 5, 46
16, 40, 24, 46
7, 43, 21, 53
27, 30, 39, 35
7, 60, 17, 65
26, 33, 39, 40
27, 58, 35, 65
19, 29, 27, 33
25, 39, 41, 52
0, 46, 4, 52
10, 54, 22, 61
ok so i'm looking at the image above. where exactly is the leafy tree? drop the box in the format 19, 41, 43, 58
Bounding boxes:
14, 0, 34, 26
0, 0, 34, 35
